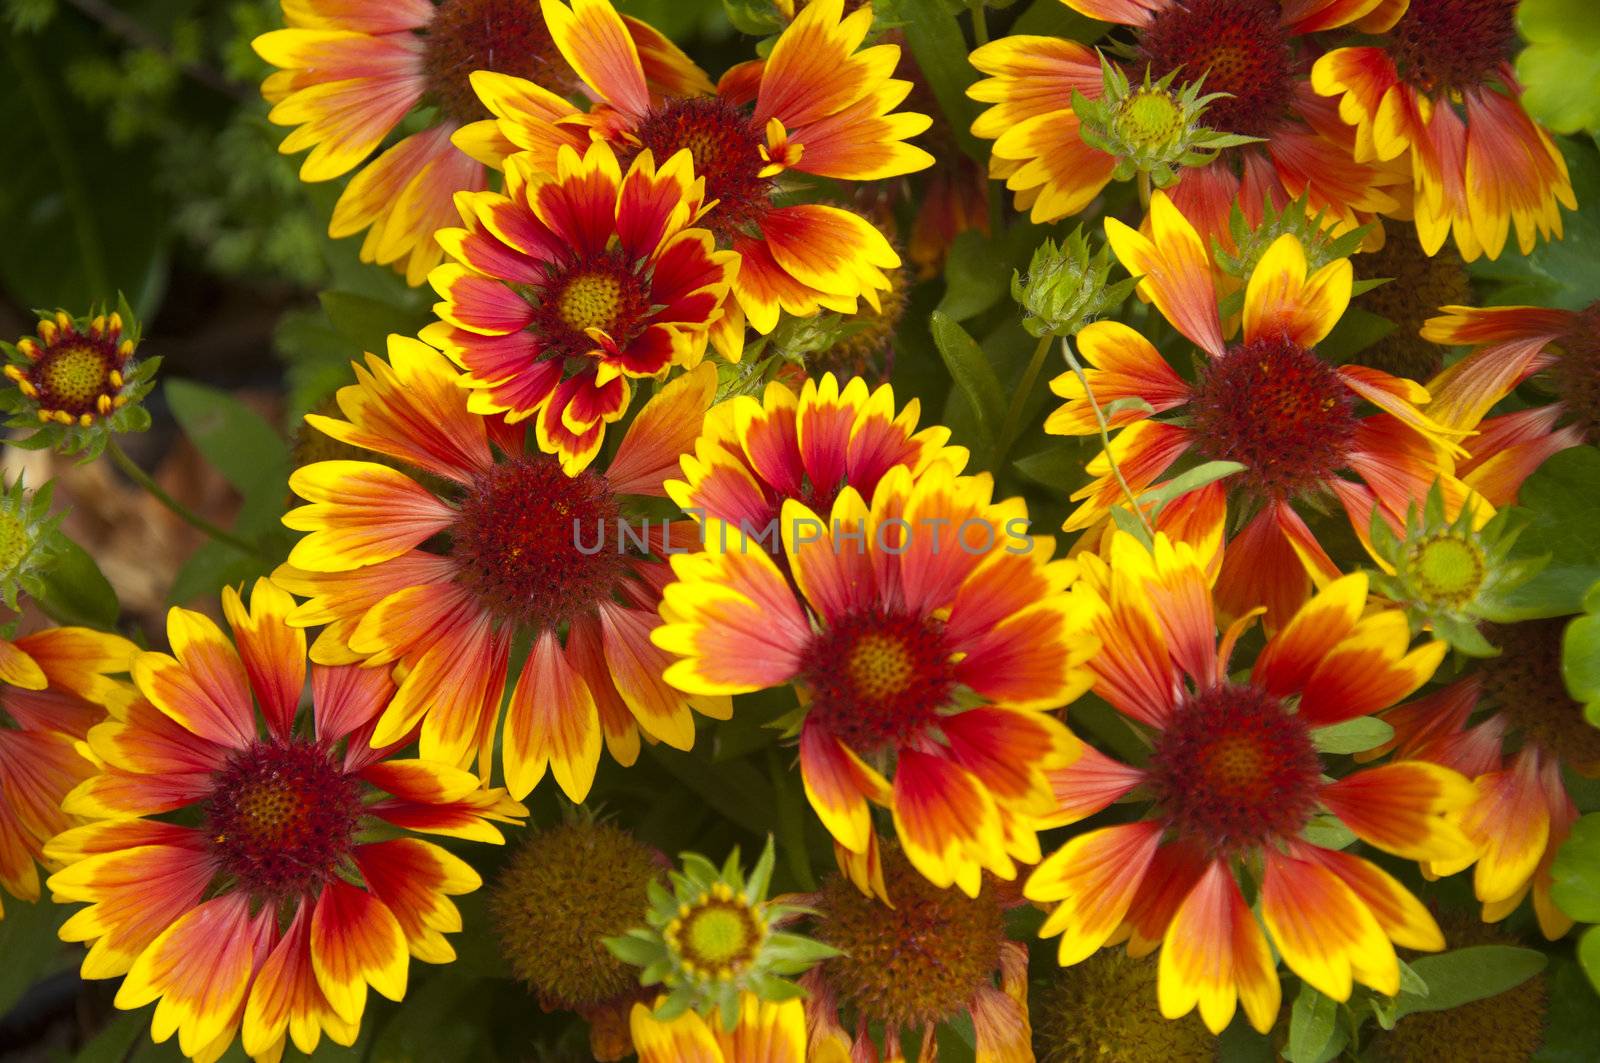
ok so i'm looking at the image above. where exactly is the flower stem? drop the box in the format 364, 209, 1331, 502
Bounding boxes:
993, 333, 1053, 469
108, 440, 264, 557
1060, 335, 1154, 538
1137, 169, 1152, 210
969, 0, 989, 45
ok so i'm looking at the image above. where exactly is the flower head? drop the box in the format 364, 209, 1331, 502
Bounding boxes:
0, 475, 62, 612
1027, 532, 1473, 1034
631, 993, 816, 1063
1034, 950, 1214, 1062
1313, 0, 1576, 260
253, 0, 707, 285
656, 447, 1097, 897
457, 0, 932, 353
1013, 227, 1139, 340
423, 140, 735, 471
1347, 228, 1470, 381
278, 340, 729, 802
0, 626, 136, 919
2, 305, 156, 458
46, 580, 525, 1061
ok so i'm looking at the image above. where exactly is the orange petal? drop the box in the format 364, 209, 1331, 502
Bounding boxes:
309, 880, 408, 1026
1158, 859, 1279, 1034
503, 630, 601, 801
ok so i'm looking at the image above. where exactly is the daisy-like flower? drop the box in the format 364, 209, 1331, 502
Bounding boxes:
455, 0, 932, 353
653, 454, 1098, 897
1046, 193, 1473, 626
800, 845, 1033, 1062
968, 0, 1406, 248
1028, 532, 1473, 1035
277, 339, 729, 802
667, 371, 968, 549
45, 581, 525, 1063
0, 626, 137, 919
1313, 0, 1576, 261
422, 140, 735, 472
252, 0, 709, 285
1416, 301, 1593, 505
1365, 617, 1600, 941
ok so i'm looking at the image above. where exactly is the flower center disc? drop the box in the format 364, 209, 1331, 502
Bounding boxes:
1138, 0, 1293, 138
1408, 534, 1486, 607
1147, 682, 1321, 853
422, 0, 561, 122
0, 512, 28, 573
557, 272, 625, 334
29, 340, 119, 418
1119, 89, 1186, 148
1391, 0, 1516, 95
668, 893, 764, 978
629, 97, 771, 239
1190, 334, 1358, 499
532, 253, 649, 360
451, 455, 625, 629
800, 610, 955, 754
1552, 302, 1600, 442
1481, 620, 1600, 768
206, 739, 363, 898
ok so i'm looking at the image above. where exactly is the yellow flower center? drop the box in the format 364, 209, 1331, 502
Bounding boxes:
40, 346, 109, 409
1408, 533, 1486, 607
1117, 89, 1185, 148
845, 632, 916, 703
666, 887, 764, 979
558, 273, 624, 334
0, 512, 28, 573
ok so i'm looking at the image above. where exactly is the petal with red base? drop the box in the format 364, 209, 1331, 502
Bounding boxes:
799, 721, 890, 855
655, 546, 811, 695
503, 629, 601, 801
1460, 750, 1551, 904
1106, 193, 1224, 358
754, 0, 885, 129
541, 0, 648, 120
243, 903, 348, 1059
285, 461, 456, 571
310, 880, 408, 1026
1297, 615, 1445, 726
1252, 572, 1366, 696
1260, 850, 1397, 1001
1047, 320, 1190, 436
1320, 761, 1476, 864
1293, 843, 1445, 952
133, 610, 255, 750
222, 579, 305, 740
1040, 743, 1145, 827
761, 204, 899, 302
891, 747, 1008, 898
355, 839, 479, 965
1158, 860, 1279, 1035
1028, 820, 1161, 966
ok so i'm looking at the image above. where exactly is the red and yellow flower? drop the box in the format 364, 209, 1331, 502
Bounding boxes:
653, 449, 1098, 897
1417, 301, 1594, 505
631, 993, 818, 1063
277, 338, 729, 802
44, 581, 525, 1063
1313, 0, 1576, 261
0, 627, 136, 918
423, 140, 735, 471
1365, 618, 1600, 940
455, 0, 932, 353
1028, 531, 1473, 1034
1046, 192, 1473, 626
969, 0, 1405, 249
252, 0, 707, 284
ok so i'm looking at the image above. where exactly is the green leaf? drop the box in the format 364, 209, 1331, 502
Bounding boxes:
1517, 0, 1600, 135
1014, 444, 1090, 493
0, 896, 71, 1018
1564, 580, 1600, 725
646, 745, 778, 838
937, 227, 1038, 323
1579, 927, 1600, 997
929, 311, 1006, 453
318, 290, 433, 357
1536, 957, 1600, 1062
1285, 984, 1339, 1063
1497, 447, 1600, 618
884, 0, 984, 160
1319, 306, 1397, 362
366, 975, 495, 1063
1311, 716, 1394, 754
165, 380, 291, 497
1552, 812, 1600, 922
68, 1010, 148, 1063
1394, 946, 1548, 1019
34, 533, 119, 629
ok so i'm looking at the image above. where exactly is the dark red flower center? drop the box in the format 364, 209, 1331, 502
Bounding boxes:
1137, 0, 1293, 139
1146, 682, 1321, 853
628, 97, 771, 241
800, 609, 955, 754
1552, 301, 1600, 442
11, 321, 129, 423
206, 738, 363, 899
422, 0, 561, 123
529, 251, 652, 361
1189, 334, 1358, 499
1480, 620, 1600, 769
451, 454, 626, 629
1391, 0, 1516, 95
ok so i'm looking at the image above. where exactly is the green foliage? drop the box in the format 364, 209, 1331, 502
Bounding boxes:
1565, 580, 1600, 725
1517, 0, 1600, 136
1498, 446, 1600, 619
1011, 227, 1137, 340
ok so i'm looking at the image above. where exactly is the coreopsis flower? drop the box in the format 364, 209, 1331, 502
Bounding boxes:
1, 306, 157, 458
423, 140, 735, 471
801, 846, 1033, 1062
45, 581, 526, 1062
1046, 193, 1472, 626
491, 819, 663, 1061
455, 0, 933, 354
654, 455, 1098, 897
968, 0, 1405, 247
1366, 618, 1600, 940
1313, 0, 1576, 261
667, 371, 968, 548
1417, 302, 1593, 505
253, 0, 709, 285
276, 339, 729, 801
0, 626, 137, 919
1028, 532, 1473, 1035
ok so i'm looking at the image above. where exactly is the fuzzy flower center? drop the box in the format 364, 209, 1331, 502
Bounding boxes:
666, 886, 765, 981
557, 273, 626, 334
800, 610, 955, 754
451, 455, 625, 629
0, 512, 27, 573
421, 0, 560, 123
1118, 88, 1186, 148
1406, 533, 1486, 608
1391, 0, 1516, 95
1480, 619, 1600, 767
1552, 301, 1600, 441
205, 738, 363, 899
1147, 682, 1322, 854
1138, 0, 1293, 139
1189, 334, 1358, 499
531, 252, 650, 360
629, 97, 772, 240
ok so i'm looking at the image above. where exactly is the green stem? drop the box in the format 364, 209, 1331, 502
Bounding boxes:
108, 440, 263, 557
1137, 169, 1152, 210
1060, 335, 1154, 537
968, 0, 989, 46
993, 332, 1053, 469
